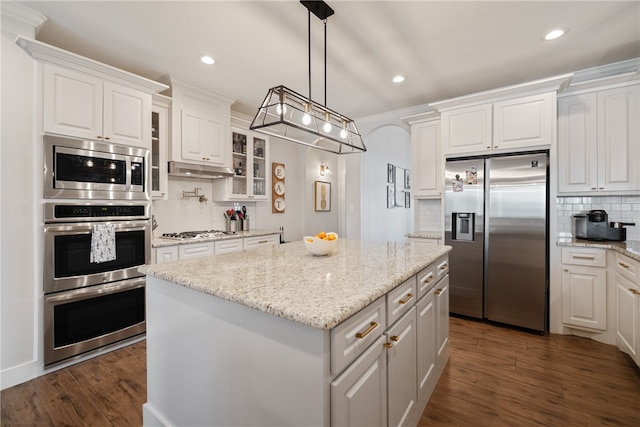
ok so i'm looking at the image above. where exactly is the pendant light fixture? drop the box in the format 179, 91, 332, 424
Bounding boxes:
250, 1, 366, 154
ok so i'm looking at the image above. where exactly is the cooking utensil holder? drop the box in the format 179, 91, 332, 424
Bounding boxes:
226, 219, 237, 233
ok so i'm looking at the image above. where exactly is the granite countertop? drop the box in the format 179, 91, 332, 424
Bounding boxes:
152, 229, 280, 248
140, 239, 452, 330
406, 232, 443, 240
557, 237, 640, 262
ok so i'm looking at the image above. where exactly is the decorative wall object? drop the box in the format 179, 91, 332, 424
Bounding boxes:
386, 163, 411, 209
314, 181, 331, 211
272, 163, 286, 213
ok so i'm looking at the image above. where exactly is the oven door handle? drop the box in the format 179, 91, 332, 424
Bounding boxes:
45, 276, 146, 304
44, 220, 150, 234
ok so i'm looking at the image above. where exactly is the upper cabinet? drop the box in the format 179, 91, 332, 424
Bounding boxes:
17, 37, 167, 149
164, 77, 234, 168
212, 126, 269, 201
408, 114, 442, 198
439, 91, 556, 156
43, 63, 152, 148
558, 84, 639, 195
151, 94, 171, 199
431, 74, 570, 157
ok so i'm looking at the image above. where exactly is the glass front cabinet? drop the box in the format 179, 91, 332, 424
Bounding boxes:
213, 127, 269, 201
151, 94, 170, 199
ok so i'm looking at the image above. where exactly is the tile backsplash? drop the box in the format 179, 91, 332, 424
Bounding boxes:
556, 195, 640, 241
415, 199, 442, 233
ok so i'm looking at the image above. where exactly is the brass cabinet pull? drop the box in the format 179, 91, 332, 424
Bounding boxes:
383, 342, 393, 348
630, 288, 640, 296
618, 262, 630, 269
390, 335, 400, 342
572, 254, 596, 260
423, 274, 434, 284
356, 321, 379, 339
435, 288, 443, 296
439, 263, 448, 270
104, 136, 110, 140
399, 293, 414, 304
258, 240, 268, 244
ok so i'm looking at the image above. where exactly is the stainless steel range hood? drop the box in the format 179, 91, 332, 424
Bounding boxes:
168, 161, 234, 179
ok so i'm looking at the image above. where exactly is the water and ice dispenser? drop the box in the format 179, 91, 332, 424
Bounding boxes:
452, 212, 475, 241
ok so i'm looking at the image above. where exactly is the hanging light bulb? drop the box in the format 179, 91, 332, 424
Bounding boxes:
323, 112, 332, 133
340, 120, 348, 139
302, 103, 312, 125
276, 92, 288, 116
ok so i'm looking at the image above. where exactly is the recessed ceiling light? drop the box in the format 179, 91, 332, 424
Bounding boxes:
544, 28, 567, 41
392, 75, 405, 83
200, 55, 215, 65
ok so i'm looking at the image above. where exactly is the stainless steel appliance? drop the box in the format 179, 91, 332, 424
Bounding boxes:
43, 202, 150, 365
445, 152, 548, 332
44, 134, 149, 200
574, 210, 635, 241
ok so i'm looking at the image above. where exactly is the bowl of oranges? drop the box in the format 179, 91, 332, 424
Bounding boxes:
303, 231, 338, 256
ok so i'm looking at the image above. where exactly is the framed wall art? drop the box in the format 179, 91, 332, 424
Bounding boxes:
314, 181, 331, 211
387, 163, 394, 183
387, 185, 394, 209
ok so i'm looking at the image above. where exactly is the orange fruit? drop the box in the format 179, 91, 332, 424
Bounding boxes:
317, 231, 327, 239
327, 234, 336, 241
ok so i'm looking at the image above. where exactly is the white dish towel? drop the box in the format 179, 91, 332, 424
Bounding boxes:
90, 223, 116, 263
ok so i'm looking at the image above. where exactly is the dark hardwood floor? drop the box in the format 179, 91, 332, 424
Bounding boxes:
3, 317, 639, 426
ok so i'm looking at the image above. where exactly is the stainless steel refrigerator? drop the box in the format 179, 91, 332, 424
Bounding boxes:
444, 152, 548, 332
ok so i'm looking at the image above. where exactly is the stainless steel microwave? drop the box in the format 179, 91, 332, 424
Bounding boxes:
44, 134, 150, 200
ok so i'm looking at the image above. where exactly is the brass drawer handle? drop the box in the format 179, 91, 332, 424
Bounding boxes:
572, 254, 596, 260
356, 321, 379, 339
422, 274, 434, 284
630, 288, 640, 296
618, 262, 630, 269
439, 263, 448, 270
258, 240, 268, 244
383, 342, 393, 349
399, 293, 414, 304
390, 335, 400, 342
435, 288, 443, 296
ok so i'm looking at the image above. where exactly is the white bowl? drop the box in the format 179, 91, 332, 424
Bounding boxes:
303, 233, 338, 256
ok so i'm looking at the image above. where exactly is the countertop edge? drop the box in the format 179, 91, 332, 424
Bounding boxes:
556, 238, 640, 261
152, 229, 280, 248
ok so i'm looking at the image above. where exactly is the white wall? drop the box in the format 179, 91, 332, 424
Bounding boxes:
360, 125, 413, 242
1, 4, 44, 389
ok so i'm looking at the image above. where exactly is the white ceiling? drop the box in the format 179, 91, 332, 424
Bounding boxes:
14, 1, 640, 120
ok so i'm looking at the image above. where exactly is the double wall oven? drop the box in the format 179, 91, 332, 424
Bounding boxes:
43, 135, 151, 366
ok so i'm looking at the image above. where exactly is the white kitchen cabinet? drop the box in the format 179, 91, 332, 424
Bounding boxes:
561, 247, 607, 331
416, 288, 437, 403
435, 275, 450, 364
212, 127, 269, 201
385, 307, 417, 427
441, 104, 492, 155
330, 335, 388, 427
558, 84, 640, 194
410, 119, 442, 198
178, 242, 214, 260
614, 253, 640, 366
439, 92, 555, 156
243, 234, 279, 251
214, 238, 243, 254
154, 246, 178, 264
43, 63, 151, 148
167, 78, 233, 168
151, 94, 170, 199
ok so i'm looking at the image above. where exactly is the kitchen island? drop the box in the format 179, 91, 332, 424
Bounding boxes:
140, 239, 451, 426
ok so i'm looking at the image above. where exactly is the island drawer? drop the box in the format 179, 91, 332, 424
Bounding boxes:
244, 234, 279, 251
417, 264, 437, 299
214, 238, 243, 254
331, 296, 386, 376
436, 255, 449, 281
387, 276, 417, 326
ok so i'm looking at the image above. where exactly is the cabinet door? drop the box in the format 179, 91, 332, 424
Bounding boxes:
43, 63, 103, 140
562, 265, 607, 330
385, 307, 417, 427
214, 238, 243, 254
441, 104, 492, 155
416, 290, 437, 402
411, 121, 442, 198
180, 93, 228, 166
331, 335, 387, 427
615, 273, 639, 361
493, 92, 554, 150
154, 246, 178, 264
435, 275, 450, 363
178, 242, 214, 259
151, 98, 169, 199
558, 93, 598, 193
103, 81, 150, 148
597, 85, 640, 193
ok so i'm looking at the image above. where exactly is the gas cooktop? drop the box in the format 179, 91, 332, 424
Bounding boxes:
161, 230, 229, 240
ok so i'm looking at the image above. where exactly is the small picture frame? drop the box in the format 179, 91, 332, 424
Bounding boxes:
387, 163, 394, 183
314, 181, 331, 211
404, 170, 411, 190
405, 191, 411, 208
394, 167, 404, 189
387, 185, 395, 209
